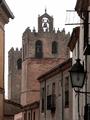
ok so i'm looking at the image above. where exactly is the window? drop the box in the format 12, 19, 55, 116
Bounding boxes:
58, 80, 61, 96
65, 77, 69, 108
65, 91, 69, 107
35, 40, 43, 58
47, 83, 56, 111
47, 85, 49, 96
47, 85, 51, 110
28, 112, 30, 120
24, 112, 27, 120
33, 112, 35, 120
17, 58, 22, 69
52, 41, 58, 54
51, 82, 56, 112
47, 95, 51, 110
52, 82, 55, 94
41, 88, 45, 112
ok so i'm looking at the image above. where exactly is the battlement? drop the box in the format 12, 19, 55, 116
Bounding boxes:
22, 10, 70, 39
8, 47, 22, 55
22, 27, 70, 39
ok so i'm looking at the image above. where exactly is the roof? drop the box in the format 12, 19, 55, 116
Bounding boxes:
38, 58, 72, 82
38, 10, 53, 20
75, 0, 89, 18
22, 101, 39, 111
68, 27, 80, 51
0, 0, 14, 19
5, 99, 22, 107
4, 100, 22, 116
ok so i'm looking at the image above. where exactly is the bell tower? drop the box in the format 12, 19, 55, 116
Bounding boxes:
21, 11, 70, 106
38, 9, 53, 32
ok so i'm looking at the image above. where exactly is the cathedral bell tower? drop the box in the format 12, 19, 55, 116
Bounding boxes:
21, 10, 70, 106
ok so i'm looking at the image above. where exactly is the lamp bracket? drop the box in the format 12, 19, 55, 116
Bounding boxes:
74, 88, 90, 94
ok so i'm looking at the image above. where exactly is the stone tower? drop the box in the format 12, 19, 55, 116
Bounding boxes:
8, 47, 22, 104
21, 11, 70, 105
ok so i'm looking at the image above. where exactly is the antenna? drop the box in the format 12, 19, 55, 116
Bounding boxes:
65, 10, 82, 25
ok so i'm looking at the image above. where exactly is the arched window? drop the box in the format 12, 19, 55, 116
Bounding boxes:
52, 41, 58, 54
17, 58, 22, 70
35, 40, 43, 58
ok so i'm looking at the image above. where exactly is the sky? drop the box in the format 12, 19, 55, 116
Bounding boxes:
5, 0, 77, 98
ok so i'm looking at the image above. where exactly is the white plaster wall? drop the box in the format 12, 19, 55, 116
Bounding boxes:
40, 73, 62, 120
40, 67, 72, 120
87, 6, 90, 104
72, 18, 86, 120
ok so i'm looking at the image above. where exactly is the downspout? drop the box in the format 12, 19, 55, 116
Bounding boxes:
85, 8, 89, 105
85, 56, 87, 105
77, 29, 80, 120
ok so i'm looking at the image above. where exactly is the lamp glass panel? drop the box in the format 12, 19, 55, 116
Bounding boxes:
71, 72, 85, 87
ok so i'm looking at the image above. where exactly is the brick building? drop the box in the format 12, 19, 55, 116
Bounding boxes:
21, 10, 70, 106
8, 10, 70, 120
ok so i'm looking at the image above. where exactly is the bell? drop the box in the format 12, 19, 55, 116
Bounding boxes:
43, 22, 47, 28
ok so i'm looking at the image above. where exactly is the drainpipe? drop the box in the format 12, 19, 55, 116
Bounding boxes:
77, 29, 80, 120
85, 56, 87, 105
85, 8, 89, 105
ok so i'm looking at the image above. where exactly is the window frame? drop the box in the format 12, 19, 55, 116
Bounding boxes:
17, 58, 22, 70
65, 76, 69, 108
35, 40, 43, 58
52, 41, 58, 54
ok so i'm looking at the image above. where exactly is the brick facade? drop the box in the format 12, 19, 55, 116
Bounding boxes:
8, 11, 71, 120
21, 11, 70, 106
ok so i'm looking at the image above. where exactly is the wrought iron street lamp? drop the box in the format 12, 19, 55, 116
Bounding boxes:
69, 58, 86, 88
69, 58, 87, 120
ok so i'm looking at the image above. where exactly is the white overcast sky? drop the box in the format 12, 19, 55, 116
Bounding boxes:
5, 0, 77, 97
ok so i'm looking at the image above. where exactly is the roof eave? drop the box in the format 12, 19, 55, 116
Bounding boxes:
68, 27, 80, 51
38, 58, 72, 82
75, 0, 89, 18
1, 0, 14, 19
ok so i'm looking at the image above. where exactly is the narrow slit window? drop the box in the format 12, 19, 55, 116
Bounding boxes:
35, 40, 43, 58
52, 41, 58, 54
17, 58, 22, 70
